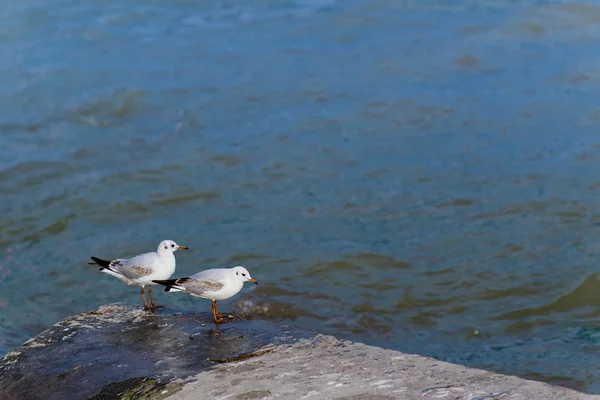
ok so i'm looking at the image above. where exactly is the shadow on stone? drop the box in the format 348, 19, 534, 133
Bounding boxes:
0, 303, 307, 400
89, 377, 184, 400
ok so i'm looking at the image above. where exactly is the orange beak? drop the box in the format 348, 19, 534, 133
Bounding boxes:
248, 278, 258, 285
177, 246, 189, 250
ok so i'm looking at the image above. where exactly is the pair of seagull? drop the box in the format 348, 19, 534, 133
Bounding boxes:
89, 240, 258, 323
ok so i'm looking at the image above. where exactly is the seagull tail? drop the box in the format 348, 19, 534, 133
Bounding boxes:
90, 257, 115, 272
152, 279, 186, 292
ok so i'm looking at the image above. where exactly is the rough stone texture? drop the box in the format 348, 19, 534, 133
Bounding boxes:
166, 334, 600, 400
0, 303, 598, 400
0, 303, 305, 400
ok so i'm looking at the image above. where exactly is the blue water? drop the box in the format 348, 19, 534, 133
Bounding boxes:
3, 0, 600, 393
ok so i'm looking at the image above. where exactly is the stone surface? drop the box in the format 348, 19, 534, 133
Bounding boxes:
167, 334, 600, 400
1, 303, 598, 400
0, 304, 305, 400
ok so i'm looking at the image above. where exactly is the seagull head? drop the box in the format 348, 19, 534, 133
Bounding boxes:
158, 240, 189, 254
232, 266, 258, 285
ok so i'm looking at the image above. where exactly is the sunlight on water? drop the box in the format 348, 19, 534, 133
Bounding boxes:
2, 0, 600, 393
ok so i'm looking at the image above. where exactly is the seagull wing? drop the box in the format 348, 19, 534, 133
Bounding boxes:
112, 252, 158, 280
178, 269, 228, 295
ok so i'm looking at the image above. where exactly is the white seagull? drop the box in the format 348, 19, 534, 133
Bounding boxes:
90, 240, 189, 309
153, 266, 258, 323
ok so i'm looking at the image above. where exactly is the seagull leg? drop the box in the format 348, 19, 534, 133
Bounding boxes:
148, 286, 163, 309
141, 287, 151, 310
212, 300, 224, 324
212, 299, 228, 319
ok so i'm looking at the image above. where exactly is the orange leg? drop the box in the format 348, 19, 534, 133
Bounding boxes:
212, 300, 224, 324
148, 286, 163, 308
141, 287, 151, 309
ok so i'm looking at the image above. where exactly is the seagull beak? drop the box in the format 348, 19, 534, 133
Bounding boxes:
248, 278, 258, 285
178, 246, 189, 250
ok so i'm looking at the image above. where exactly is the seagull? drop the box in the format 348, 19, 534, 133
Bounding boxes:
89, 240, 189, 309
153, 266, 258, 323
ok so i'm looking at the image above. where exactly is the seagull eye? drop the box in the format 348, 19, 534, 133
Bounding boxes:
171, 244, 175, 248
242, 273, 246, 276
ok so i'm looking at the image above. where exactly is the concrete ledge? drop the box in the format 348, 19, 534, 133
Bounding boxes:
0, 304, 596, 400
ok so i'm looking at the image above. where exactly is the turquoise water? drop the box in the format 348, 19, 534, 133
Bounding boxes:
3, 0, 600, 392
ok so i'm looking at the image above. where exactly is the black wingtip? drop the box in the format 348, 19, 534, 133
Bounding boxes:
153, 278, 188, 292
152, 279, 173, 285
90, 256, 112, 269
152, 279, 177, 292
